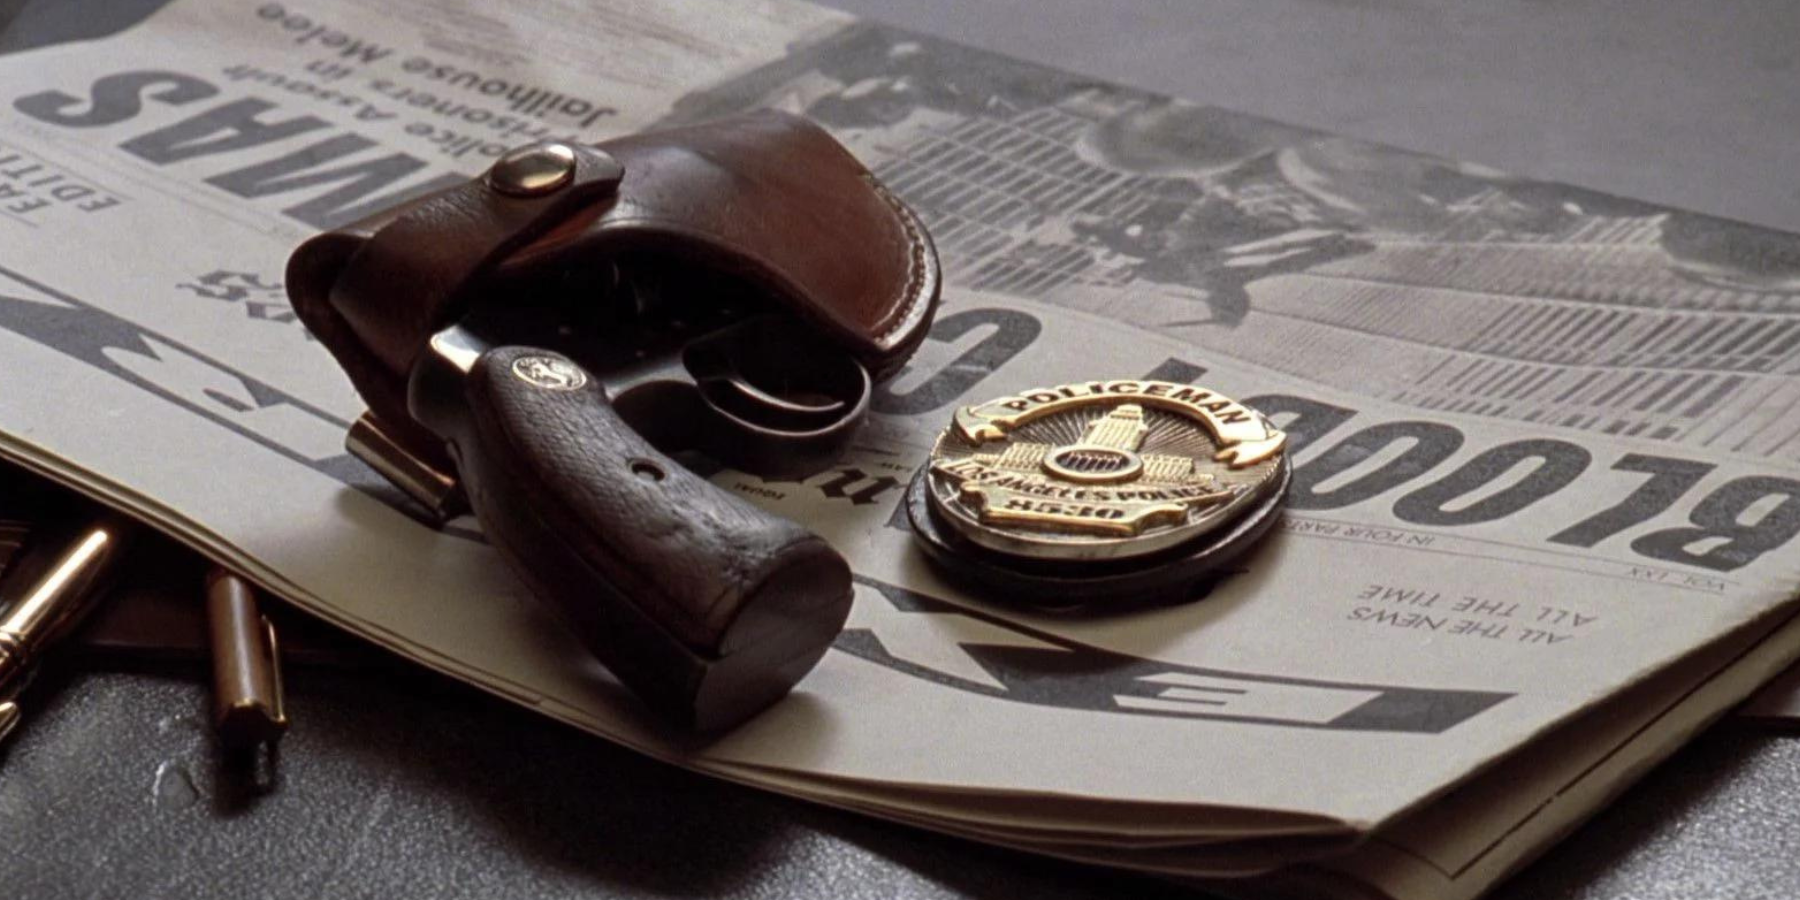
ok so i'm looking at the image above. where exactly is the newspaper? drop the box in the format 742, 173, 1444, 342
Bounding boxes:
1, 1, 1798, 898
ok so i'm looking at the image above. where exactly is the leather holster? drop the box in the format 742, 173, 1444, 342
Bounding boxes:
288, 109, 940, 475
283, 111, 941, 731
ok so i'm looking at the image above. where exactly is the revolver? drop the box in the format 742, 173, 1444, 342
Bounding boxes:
287, 112, 940, 730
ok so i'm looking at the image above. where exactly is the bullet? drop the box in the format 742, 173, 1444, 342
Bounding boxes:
206, 567, 288, 752
0, 513, 134, 747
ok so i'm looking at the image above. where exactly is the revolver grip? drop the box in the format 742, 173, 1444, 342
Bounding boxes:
448, 345, 852, 731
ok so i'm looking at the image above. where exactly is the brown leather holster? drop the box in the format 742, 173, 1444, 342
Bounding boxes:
290, 109, 939, 474
284, 111, 941, 731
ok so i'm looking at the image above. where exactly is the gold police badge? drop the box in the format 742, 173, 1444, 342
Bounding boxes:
907, 380, 1291, 606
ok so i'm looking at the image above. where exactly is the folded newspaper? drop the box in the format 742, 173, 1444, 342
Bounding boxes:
2, 2, 1798, 898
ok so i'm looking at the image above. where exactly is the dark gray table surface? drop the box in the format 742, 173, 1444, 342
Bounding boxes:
4, 2, 1800, 898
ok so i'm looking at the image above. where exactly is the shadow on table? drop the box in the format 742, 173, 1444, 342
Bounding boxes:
288, 662, 1202, 899
1491, 727, 1777, 900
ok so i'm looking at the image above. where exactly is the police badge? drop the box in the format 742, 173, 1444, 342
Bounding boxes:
906, 380, 1291, 607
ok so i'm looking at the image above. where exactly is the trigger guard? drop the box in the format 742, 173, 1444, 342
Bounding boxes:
691, 372, 867, 482
708, 372, 851, 421
693, 359, 869, 437
690, 364, 870, 480
681, 315, 872, 439
599, 349, 869, 481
